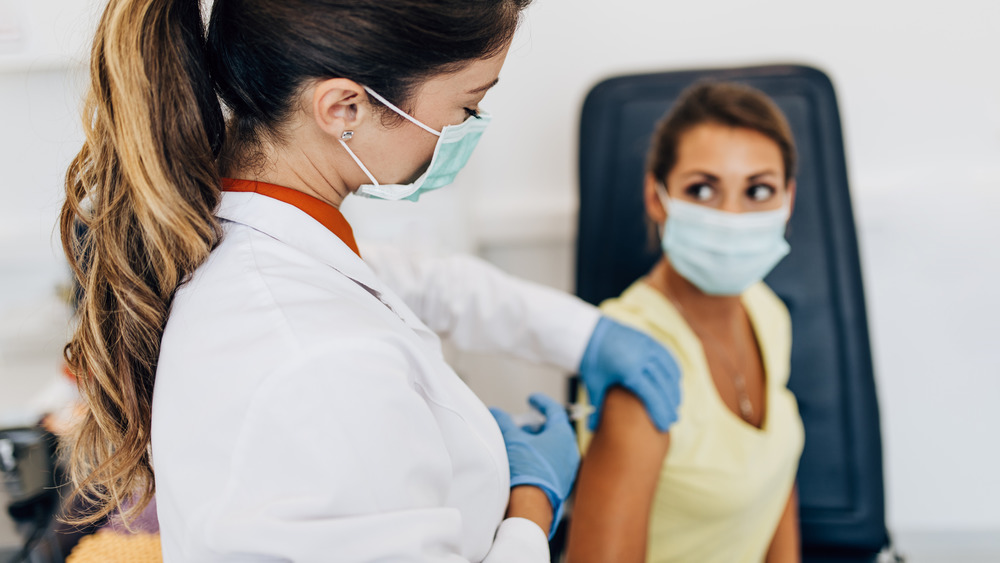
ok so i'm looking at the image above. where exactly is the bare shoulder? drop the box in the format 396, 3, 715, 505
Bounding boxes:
568, 389, 671, 562
591, 387, 671, 461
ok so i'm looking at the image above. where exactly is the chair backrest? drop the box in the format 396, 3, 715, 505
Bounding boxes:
576, 65, 888, 558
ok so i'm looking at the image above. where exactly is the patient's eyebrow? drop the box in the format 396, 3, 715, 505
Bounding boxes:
679, 170, 720, 181
467, 77, 500, 95
748, 170, 780, 180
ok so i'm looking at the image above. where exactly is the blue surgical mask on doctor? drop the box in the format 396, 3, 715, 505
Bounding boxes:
656, 184, 791, 296
338, 86, 491, 202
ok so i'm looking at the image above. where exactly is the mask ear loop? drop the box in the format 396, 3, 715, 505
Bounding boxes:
338, 132, 380, 187
363, 86, 442, 137
656, 181, 670, 200
655, 182, 673, 213
338, 86, 443, 188
654, 182, 672, 239
780, 192, 792, 221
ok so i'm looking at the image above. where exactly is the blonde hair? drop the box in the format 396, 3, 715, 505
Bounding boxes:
60, 0, 224, 525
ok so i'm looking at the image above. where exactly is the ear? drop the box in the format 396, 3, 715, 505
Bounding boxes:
644, 172, 667, 224
311, 78, 368, 137
785, 178, 797, 219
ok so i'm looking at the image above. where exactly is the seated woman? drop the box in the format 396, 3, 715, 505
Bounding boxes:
566, 82, 804, 563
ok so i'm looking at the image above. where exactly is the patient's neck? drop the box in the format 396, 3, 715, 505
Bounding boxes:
646, 259, 744, 325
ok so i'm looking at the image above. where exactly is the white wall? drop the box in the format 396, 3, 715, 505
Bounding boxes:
1, 0, 997, 542
0, 0, 91, 425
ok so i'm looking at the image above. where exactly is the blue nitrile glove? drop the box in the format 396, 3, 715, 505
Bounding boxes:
579, 316, 682, 432
489, 393, 580, 540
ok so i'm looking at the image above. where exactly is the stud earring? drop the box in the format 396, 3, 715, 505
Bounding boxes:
341, 131, 354, 140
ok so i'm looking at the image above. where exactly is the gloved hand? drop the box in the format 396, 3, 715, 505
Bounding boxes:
579, 316, 682, 432
489, 393, 580, 539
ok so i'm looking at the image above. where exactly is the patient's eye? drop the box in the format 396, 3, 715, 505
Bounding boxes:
747, 183, 776, 202
685, 183, 715, 202
464, 107, 481, 119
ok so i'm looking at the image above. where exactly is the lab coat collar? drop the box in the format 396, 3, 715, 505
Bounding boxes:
220, 178, 361, 257
215, 191, 390, 307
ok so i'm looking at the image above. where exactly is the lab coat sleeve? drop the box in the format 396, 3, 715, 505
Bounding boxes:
361, 244, 601, 373
199, 340, 547, 562
482, 518, 550, 562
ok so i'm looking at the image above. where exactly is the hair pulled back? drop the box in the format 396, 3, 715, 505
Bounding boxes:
647, 81, 797, 185
209, 0, 529, 170
60, 0, 530, 525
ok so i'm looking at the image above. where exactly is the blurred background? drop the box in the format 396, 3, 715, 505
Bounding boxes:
0, 0, 997, 560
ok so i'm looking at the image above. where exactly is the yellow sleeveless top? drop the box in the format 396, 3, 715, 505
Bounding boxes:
577, 281, 804, 563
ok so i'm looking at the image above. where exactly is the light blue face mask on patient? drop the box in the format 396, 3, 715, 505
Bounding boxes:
656, 184, 791, 296
338, 86, 492, 202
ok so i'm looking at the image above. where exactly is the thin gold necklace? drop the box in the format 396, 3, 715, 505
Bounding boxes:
666, 292, 755, 423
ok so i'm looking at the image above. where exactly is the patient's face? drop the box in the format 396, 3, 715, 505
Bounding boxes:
664, 123, 790, 213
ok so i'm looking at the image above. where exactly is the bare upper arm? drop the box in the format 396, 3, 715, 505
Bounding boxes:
566, 387, 672, 563
765, 487, 800, 563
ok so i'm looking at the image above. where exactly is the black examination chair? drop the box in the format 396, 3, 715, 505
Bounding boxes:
574, 65, 891, 562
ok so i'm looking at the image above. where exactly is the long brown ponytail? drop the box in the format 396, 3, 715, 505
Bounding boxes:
61, 0, 531, 527
60, 0, 224, 524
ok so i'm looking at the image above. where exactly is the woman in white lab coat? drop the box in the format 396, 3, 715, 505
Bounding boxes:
59, 1, 681, 561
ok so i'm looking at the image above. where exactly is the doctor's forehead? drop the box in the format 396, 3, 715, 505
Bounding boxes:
418, 46, 510, 98
467, 77, 500, 95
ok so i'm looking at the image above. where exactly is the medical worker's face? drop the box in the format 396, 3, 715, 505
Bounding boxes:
350, 43, 510, 187
645, 123, 796, 223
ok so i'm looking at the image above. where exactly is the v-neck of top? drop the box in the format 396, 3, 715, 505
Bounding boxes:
636, 280, 772, 433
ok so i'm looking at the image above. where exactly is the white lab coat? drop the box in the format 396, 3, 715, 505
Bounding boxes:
151, 191, 600, 562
